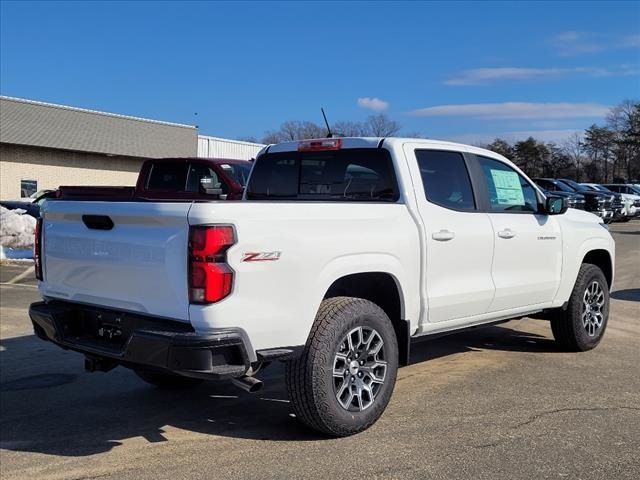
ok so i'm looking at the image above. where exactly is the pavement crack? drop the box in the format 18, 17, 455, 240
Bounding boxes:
512, 406, 640, 429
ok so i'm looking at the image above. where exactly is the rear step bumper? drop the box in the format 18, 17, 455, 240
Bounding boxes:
29, 301, 253, 380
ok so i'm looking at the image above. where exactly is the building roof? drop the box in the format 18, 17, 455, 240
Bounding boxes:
0, 96, 197, 158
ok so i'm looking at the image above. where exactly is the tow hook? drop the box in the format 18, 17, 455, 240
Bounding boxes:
84, 355, 118, 373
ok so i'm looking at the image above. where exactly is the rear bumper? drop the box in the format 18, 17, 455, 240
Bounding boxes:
29, 301, 253, 380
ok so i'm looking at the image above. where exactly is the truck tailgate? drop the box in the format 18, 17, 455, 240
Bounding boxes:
40, 201, 192, 321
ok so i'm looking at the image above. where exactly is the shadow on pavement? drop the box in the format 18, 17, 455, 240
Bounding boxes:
408, 323, 558, 364
611, 288, 640, 302
0, 322, 557, 456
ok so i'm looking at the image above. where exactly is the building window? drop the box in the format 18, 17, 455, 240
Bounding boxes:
20, 180, 38, 198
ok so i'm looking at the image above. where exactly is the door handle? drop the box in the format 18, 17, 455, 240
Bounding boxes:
497, 228, 517, 239
432, 230, 455, 241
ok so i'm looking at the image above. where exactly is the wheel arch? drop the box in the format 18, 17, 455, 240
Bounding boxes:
552, 237, 615, 307
322, 271, 411, 366
582, 249, 613, 289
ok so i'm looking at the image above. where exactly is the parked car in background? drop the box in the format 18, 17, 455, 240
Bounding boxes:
582, 183, 639, 221
56, 158, 253, 201
538, 189, 585, 210
0, 190, 58, 218
557, 179, 624, 222
136, 157, 252, 201
603, 184, 640, 196
534, 178, 614, 221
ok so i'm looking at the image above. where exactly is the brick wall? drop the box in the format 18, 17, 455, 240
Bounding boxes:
0, 143, 145, 199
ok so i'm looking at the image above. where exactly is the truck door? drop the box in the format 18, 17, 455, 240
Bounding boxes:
403, 145, 495, 323
474, 155, 563, 312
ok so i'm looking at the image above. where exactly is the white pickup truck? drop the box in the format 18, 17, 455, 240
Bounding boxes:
30, 137, 615, 437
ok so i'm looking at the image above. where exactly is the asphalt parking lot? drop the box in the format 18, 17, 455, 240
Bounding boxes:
0, 221, 638, 480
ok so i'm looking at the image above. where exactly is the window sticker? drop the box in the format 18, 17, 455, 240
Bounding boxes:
220, 164, 233, 170
490, 169, 525, 205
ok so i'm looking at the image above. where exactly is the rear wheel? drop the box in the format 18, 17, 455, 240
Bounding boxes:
551, 263, 609, 351
285, 297, 398, 437
134, 369, 203, 389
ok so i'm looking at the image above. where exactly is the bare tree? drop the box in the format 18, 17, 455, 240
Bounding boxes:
279, 121, 325, 141
261, 121, 326, 143
363, 114, 401, 137
261, 131, 284, 144
333, 120, 367, 137
583, 125, 615, 182
261, 113, 403, 143
607, 99, 639, 181
562, 132, 585, 182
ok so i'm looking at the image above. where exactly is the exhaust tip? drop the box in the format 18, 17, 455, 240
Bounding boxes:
231, 375, 263, 393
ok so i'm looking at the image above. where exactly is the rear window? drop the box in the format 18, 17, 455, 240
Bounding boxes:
246, 149, 399, 202
146, 161, 188, 191
145, 161, 226, 194
219, 163, 252, 187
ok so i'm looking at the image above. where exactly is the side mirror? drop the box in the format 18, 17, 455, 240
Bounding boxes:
545, 195, 568, 215
200, 177, 223, 196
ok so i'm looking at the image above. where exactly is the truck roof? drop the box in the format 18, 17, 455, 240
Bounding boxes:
149, 157, 251, 164
263, 137, 515, 167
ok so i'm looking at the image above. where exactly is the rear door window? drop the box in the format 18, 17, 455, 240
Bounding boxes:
415, 150, 476, 211
247, 149, 399, 201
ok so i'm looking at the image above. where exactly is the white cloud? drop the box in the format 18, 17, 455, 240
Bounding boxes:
621, 34, 640, 48
357, 97, 389, 112
444, 65, 639, 85
409, 102, 610, 120
447, 129, 583, 146
551, 31, 640, 56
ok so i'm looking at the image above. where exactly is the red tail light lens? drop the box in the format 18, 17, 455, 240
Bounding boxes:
190, 226, 235, 261
298, 138, 342, 151
189, 226, 235, 303
34, 218, 43, 280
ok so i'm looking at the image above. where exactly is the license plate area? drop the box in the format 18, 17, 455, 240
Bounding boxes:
61, 308, 131, 353
52, 302, 195, 356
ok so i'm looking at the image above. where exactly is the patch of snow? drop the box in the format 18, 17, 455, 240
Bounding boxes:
1, 206, 36, 250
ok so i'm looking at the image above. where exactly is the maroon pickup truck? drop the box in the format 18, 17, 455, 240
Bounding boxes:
58, 158, 253, 201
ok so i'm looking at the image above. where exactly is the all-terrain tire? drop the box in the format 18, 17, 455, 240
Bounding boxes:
285, 297, 399, 437
551, 263, 609, 352
135, 369, 203, 389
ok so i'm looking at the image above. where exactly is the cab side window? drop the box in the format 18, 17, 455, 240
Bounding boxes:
478, 156, 539, 213
415, 150, 476, 211
186, 164, 227, 193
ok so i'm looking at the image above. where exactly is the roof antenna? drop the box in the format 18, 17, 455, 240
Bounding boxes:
321, 107, 333, 138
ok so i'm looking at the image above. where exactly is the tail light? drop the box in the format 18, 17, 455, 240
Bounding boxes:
298, 138, 342, 152
34, 218, 43, 280
189, 225, 235, 303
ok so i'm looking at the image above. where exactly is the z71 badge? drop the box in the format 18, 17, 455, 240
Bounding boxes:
242, 251, 281, 262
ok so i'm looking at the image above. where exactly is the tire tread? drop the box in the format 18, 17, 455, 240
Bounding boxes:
285, 297, 397, 436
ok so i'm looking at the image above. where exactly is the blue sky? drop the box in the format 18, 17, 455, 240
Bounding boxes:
1, 1, 639, 144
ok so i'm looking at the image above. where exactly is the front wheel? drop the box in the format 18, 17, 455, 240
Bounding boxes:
285, 297, 399, 437
551, 263, 610, 351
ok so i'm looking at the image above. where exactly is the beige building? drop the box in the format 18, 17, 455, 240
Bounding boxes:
0, 96, 198, 199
